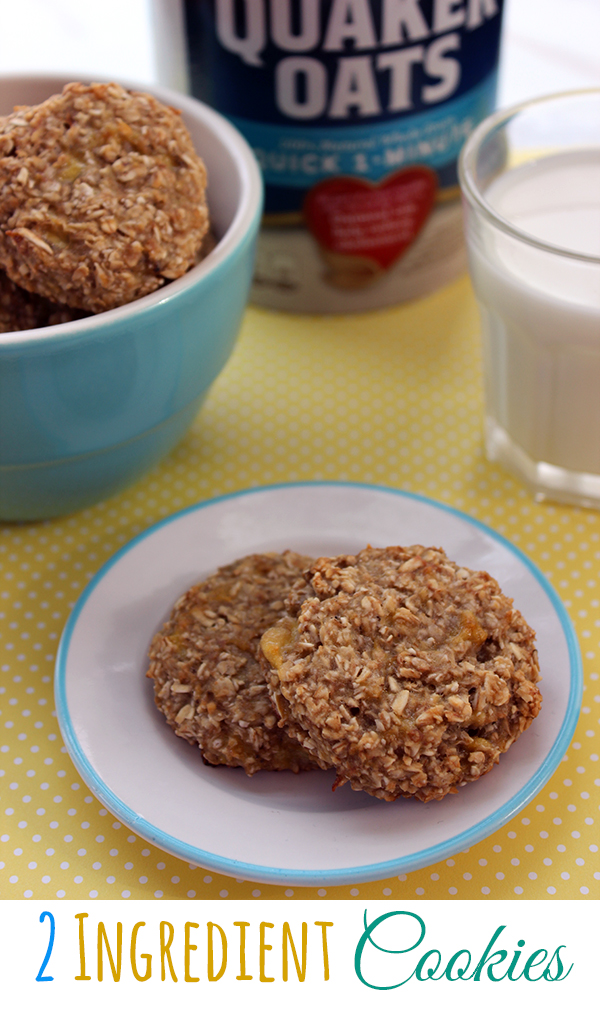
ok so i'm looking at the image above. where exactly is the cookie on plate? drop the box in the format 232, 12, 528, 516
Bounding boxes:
147, 552, 317, 776
0, 82, 209, 312
261, 546, 542, 801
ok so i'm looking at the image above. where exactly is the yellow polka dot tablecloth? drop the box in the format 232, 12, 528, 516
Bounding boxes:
1, 276, 598, 902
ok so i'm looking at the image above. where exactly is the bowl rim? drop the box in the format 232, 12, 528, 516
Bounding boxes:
0, 73, 263, 349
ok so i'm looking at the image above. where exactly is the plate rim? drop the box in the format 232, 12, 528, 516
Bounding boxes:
55, 481, 583, 885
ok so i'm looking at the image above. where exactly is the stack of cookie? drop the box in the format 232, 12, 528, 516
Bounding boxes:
0, 81, 210, 331
147, 545, 542, 803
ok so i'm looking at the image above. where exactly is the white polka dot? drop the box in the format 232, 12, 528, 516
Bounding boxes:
1, 300, 598, 903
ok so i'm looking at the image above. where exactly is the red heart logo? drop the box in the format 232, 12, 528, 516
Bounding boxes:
303, 166, 437, 273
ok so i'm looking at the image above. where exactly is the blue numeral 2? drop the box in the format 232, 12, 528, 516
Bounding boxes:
36, 911, 55, 982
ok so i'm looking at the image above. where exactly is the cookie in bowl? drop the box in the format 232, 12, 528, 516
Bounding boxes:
0, 74, 262, 522
0, 82, 209, 312
0, 266, 86, 332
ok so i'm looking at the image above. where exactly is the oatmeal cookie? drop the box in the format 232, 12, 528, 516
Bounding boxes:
0, 82, 208, 312
261, 546, 542, 801
147, 552, 317, 775
0, 267, 86, 332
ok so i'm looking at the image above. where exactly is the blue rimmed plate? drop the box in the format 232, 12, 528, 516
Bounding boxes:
55, 483, 582, 886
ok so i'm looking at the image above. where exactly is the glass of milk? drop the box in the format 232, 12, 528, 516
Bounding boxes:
459, 90, 600, 508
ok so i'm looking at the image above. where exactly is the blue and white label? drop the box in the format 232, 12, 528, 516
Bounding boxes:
183, 1, 504, 310
185, 1, 504, 211
233, 71, 497, 189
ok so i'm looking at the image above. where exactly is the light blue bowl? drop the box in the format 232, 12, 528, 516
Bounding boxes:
0, 75, 263, 521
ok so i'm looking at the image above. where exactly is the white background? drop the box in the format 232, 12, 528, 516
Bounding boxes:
0, 900, 595, 1026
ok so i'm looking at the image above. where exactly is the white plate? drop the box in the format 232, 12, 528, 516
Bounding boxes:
55, 483, 582, 886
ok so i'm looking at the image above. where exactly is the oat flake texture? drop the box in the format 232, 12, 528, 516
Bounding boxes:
148, 552, 317, 775
0, 267, 86, 332
0, 82, 209, 312
262, 546, 542, 802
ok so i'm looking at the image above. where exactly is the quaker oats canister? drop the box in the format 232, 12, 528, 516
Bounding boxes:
179, 1, 504, 312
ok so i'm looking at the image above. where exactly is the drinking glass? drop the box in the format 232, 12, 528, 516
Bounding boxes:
459, 90, 600, 507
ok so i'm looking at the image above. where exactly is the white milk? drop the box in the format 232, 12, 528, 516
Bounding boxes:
467, 149, 600, 497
